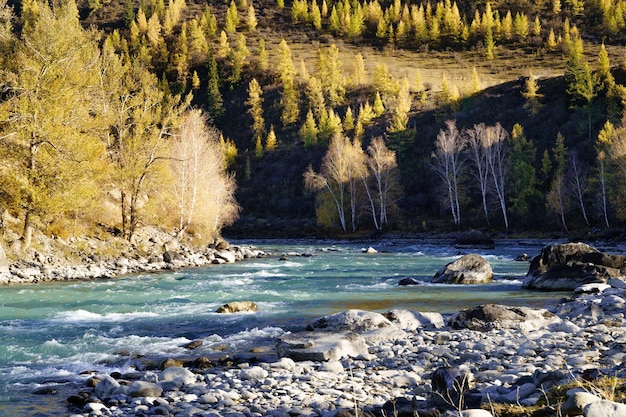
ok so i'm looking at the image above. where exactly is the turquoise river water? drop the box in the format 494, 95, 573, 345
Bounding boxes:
0, 238, 572, 416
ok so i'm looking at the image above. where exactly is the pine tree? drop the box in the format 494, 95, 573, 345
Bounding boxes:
300, 109, 319, 148
352, 52, 367, 87
470, 67, 481, 95
310, 0, 322, 30
373, 91, 385, 116
207, 49, 223, 118
246, 3, 257, 31
277, 39, 300, 126
508, 124, 540, 219
217, 30, 231, 58
257, 38, 268, 71
522, 70, 543, 115
225, 0, 239, 33
266, 125, 278, 150
414, 68, 427, 104
485, 26, 495, 60
388, 77, 411, 132
255, 135, 264, 158
344, 106, 355, 131
246, 78, 265, 143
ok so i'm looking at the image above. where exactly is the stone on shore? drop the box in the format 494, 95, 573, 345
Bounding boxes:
432, 254, 493, 284
523, 242, 626, 290
215, 301, 259, 314
275, 331, 370, 361
448, 304, 559, 332
584, 400, 626, 417
305, 309, 393, 332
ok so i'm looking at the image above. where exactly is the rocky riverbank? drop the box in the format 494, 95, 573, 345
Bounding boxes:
0, 227, 268, 285
64, 277, 626, 417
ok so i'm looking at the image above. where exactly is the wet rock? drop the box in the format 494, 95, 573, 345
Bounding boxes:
398, 277, 421, 286
523, 243, 626, 291
432, 254, 493, 284
215, 301, 260, 314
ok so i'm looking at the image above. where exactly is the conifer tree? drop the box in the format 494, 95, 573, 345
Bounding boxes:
470, 67, 481, 95
266, 125, 278, 150
255, 135, 264, 158
257, 38, 269, 71
344, 106, 355, 131
547, 28, 557, 49
317, 44, 345, 106
414, 68, 427, 104
229, 32, 249, 83
310, 0, 322, 30
246, 78, 265, 145
485, 26, 495, 59
547, 132, 569, 230
207, 49, 224, 118
522, 70, 543, 115
352, 53, 367, 87
203, 6, 218, 38
277, 39, 300, 126
247, 3, 257, 31
388, 77, 411, 132
373, 91, 385, 116
508, 124, 540, 219
225, 0, 239, 33
305, 76, 326, 119
300, 109, 319, 148
217, 30, 231, 58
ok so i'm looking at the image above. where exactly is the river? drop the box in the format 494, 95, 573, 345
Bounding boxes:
0, 238, 570, 416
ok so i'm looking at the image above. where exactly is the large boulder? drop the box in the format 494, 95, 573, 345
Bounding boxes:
432, 254, 493, 284
523, 243, 626, 290
275, 332, 370, 362
448, 304, 560, 332
453, 230, 495, 249
305, 309, 392, 332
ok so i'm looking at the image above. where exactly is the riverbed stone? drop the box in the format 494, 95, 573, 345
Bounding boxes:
127, 380, 163, 397
561, 392, 602, 416
94, 375, 120, 397
432, 254, 493, 284
448, 304, 559, 332
215, 301, 259, 314
584, 399, 626, 417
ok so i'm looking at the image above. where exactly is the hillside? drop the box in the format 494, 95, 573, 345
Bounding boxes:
2, 0, 626, 252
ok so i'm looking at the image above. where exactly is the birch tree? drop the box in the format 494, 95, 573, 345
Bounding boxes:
465, 123, 490, 224
567, 151, 590, 226
169, 109, 239, 239
365, 136, 400, 230
304, 134, 353, 231
484, 123, 510, 231
432, 120, 465, 226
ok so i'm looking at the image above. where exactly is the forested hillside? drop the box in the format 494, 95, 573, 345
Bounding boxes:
1, 0, 626, 250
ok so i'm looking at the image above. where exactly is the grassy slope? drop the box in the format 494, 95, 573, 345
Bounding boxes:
82, 0, 626, 237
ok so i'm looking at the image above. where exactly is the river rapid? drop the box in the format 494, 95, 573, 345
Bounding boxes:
0, 238, 572, 416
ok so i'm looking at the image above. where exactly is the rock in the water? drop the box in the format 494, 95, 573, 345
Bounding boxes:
523, 243, 626, 291
364, 246, 378, 254
432, 254, 493, 284
453, 230, 494, 249
398, 277, 421, 286
448, 304, 559, 332
216, 301, 259, 314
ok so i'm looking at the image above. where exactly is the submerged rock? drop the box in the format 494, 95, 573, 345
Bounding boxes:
215, 301, 260, 314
